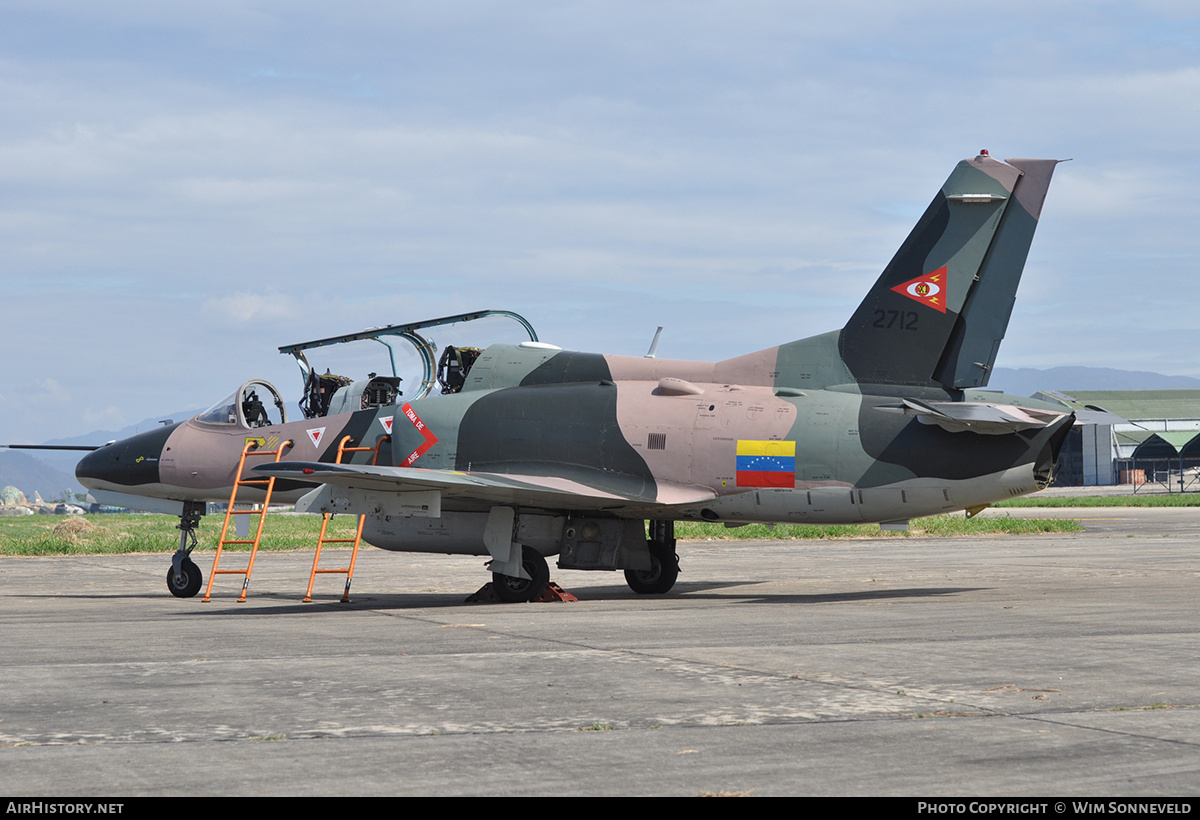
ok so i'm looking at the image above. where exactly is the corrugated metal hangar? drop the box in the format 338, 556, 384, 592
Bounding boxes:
1032, 390, 1200, 490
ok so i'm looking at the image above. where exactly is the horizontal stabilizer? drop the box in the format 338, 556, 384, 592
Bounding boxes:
875, 399, 1071, 435
1072, 407, 1127, 426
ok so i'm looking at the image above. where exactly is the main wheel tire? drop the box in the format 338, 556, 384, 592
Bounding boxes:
167, 557, 203, 599
492, 546, 550, 603
624, 540, 679, 594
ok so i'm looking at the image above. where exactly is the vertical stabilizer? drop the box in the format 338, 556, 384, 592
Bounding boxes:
838, 153, 1058, 389
932, 158, 1059, 388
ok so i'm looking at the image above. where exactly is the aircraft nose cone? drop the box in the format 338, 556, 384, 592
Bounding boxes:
75, 424, 177, 490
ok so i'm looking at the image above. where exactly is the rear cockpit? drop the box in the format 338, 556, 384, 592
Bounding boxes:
436, 346, 481, 395
321, 373, 402, 415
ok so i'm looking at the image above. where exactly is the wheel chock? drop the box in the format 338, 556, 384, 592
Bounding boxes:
465, 583, 503, 603
465, 581, 577, 603
533, 582, 578, 602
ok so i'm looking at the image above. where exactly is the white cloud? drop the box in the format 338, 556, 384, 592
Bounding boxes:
2, 1, 1199, 442
31, 378, 72, 405
82, 406, 128, 428
199, 291, 302, 325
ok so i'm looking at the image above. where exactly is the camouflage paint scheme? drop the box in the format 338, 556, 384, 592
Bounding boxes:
77, 153, 1073, 598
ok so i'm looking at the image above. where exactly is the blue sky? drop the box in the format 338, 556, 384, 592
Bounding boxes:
3, 1, 1199, 443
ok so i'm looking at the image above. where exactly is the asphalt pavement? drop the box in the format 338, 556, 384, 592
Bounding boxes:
2, 507, 1198, 796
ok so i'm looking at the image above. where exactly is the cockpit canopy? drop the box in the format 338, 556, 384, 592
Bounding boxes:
195, 314, 540, 427
279, 309, 539, 419
195, 380, 288, 429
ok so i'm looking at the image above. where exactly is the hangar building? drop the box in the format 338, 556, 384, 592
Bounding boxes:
1031, 390, 1200, 490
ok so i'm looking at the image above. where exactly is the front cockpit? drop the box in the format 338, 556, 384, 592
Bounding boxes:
195, 380, 288, 429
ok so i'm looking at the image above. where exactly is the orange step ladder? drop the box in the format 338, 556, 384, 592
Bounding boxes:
203, 439, 293, 602
303, 435, 388, 603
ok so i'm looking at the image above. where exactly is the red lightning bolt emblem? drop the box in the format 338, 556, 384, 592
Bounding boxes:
891, 266, 948, 313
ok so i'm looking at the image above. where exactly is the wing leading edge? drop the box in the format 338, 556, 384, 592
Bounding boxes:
253, 461, 718, 513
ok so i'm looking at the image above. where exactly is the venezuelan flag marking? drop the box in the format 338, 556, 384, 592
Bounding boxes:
736, 440, 796, 488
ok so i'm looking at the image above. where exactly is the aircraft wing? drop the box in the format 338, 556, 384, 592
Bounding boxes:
254, 461, 718, 512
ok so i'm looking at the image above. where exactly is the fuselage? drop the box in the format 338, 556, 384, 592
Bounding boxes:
77, 340, 1073, 529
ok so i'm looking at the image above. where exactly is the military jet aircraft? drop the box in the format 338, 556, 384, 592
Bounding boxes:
75, 151, 1073, 602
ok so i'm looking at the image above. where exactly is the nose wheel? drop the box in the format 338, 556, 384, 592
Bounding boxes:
167, 557, 203, 598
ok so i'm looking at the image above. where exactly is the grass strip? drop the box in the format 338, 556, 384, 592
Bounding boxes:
996, 493, 1200, 507
0, 511, 1081, 556
675, 515, 1080, 541
0, 513, 361, 556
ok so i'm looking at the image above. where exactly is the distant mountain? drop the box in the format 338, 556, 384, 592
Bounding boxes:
10, 409, 203, 478
0, 450, 82, 500
42, 409, 203, 448
989, 366, 1200, 397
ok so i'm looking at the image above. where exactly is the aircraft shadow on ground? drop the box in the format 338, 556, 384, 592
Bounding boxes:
131, 582, 989, 616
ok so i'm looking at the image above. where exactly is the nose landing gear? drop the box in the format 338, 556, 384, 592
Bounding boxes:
167, 503, 205, 599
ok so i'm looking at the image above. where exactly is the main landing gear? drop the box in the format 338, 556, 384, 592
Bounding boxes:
167, 504, 205, 599
491, 545, 551, 603
624, 519, 679, 595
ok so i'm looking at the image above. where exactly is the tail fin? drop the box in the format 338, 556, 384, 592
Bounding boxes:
838, 153, 1059, 390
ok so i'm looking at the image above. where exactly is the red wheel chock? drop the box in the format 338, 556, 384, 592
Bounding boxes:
465, 581, 578, 603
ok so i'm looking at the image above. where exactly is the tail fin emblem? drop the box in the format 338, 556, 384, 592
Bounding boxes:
891, 266, 948, 313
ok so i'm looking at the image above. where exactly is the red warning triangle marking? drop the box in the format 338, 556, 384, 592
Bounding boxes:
891, 266, 948, 313
306, 427, 326, 448
380, 416, 394, 434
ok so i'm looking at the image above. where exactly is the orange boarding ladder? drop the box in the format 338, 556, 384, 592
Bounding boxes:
203, 439, 293, 603
303, 435, 388, 603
